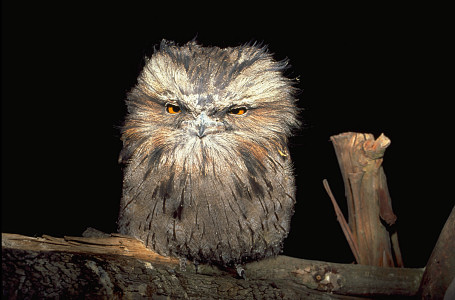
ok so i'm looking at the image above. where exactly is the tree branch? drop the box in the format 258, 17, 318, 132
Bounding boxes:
419, 205, 455, 299
2, 233, 423, 299
323, 179, 361, 263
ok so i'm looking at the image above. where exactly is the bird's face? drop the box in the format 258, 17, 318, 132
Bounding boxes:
120, 41, 298, 177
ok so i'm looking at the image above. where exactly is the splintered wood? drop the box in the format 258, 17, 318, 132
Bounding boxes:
327, 132, 403, 267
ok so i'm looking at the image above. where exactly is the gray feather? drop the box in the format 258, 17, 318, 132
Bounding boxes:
118, 40, 299, 266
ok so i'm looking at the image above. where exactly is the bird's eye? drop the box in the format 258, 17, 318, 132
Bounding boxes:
165, 103, 181, 114
229, 107, 247, 115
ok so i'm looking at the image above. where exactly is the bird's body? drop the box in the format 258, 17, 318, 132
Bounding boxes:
118, 40, 299, 266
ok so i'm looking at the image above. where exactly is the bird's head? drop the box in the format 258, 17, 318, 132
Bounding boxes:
120, 40, 299, 176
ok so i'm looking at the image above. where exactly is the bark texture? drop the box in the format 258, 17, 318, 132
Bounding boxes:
419, 205, 455, 300
2, 233, 423, 299
329, 132, 402, 267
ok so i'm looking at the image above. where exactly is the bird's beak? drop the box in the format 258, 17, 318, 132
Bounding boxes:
194, 112, 220, 138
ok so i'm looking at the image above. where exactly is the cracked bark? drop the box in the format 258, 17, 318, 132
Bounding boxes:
2, 233, 423, 299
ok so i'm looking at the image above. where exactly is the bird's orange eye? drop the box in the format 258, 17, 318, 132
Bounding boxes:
229, 107, 247, 115
165, 103, 181, 114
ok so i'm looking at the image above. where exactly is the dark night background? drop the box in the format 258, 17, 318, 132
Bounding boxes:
2, 3, 452, 268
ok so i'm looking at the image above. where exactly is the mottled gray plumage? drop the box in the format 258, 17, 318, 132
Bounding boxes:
118, 40, 299, 266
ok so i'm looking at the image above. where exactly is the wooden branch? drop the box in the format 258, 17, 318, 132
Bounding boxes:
330, 132, 402, 267
419, 205, 455, 299
323, 179, 361, 263
2, 233, 423, 299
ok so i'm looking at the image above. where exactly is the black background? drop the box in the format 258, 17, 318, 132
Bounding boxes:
2, 3, 452, 268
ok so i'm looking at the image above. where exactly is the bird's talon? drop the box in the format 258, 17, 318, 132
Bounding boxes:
235, 264, 247, 280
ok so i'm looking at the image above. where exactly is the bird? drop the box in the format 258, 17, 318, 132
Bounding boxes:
117, 40, 299, 269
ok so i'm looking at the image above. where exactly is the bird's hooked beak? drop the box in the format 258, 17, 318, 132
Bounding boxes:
193, 112, 221, 138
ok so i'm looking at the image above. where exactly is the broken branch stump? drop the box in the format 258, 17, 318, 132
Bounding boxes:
329, 132, 402, 267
